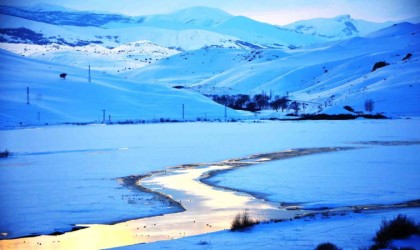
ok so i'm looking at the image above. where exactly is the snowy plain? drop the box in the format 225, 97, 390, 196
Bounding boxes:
123, 208, 420, 250
1, 119, 419, 244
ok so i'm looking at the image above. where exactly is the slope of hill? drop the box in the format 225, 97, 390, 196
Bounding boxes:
0, 49, 246, 127
122, 48, 290, 89
126, 23, 420, 117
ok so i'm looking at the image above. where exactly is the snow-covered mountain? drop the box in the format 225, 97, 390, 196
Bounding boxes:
0, 4, 334, 74
0, 4, 324, 50
283, 15, 396, 40
141, 6, 233, 28
0, 3, 134, 27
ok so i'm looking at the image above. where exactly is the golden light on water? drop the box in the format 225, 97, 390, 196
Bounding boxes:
0, 161, 300, 249
3, 148, 350, 249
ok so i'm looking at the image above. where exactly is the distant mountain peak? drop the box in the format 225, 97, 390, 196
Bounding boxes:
171, 6, 232, 16
23, 3, 76, 12
334, 14, 352, 22
148, 6, 232, 27
283, 14, 396, 40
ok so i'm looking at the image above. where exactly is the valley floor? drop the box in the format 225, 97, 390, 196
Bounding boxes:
0, 119, 419, 249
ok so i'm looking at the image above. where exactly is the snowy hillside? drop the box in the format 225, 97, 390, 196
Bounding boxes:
122, 48, 289, 88
126, 23, 420, 117
0, 49, 246, 127
283, 15, 396, 40
0, 41, 181, 73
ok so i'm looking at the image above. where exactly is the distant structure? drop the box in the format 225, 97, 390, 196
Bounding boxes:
60, 73, 67, 79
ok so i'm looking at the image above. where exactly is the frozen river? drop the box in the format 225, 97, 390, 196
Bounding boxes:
0, 119, 419, 248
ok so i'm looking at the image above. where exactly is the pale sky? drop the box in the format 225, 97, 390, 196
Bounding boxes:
1, 0, 419, 25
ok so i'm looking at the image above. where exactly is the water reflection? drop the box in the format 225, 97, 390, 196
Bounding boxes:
1, 148, 349, 249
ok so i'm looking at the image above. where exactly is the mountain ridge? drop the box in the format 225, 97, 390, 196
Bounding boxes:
282, 14, 397, 40
0, 4, 325, 49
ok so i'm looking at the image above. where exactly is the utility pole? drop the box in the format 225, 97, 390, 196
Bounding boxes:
108, 115, 111, 124
224, 104, 227, 122
182, 104, 185, 121
102, 110, 106, 124
88, 65, 91, 83
26, 87, 30, 104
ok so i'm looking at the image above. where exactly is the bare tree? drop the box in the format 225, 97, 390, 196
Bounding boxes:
364, 99, 374, 113
288, 101, 300, 115
270, 96, 289, 112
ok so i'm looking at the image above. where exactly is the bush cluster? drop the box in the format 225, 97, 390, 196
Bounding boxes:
231, 211, 258, 231
315, 242, 341, 250
315, 214, 419, 250
402, 53, 412, 61
373, 214, 420, 248
372, 61, 390, 72
0, 150, 10, 158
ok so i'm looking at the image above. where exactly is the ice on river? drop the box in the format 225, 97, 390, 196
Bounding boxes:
205, 144, 420, 209
0, 119, 419, 239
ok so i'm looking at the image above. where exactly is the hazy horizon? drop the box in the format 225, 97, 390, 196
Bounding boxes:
0, 0, 418, 25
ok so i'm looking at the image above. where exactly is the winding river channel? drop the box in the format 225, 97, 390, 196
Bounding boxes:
0, 145, 418, 249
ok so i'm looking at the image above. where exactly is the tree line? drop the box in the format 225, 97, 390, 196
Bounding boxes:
207, 93, 301, 114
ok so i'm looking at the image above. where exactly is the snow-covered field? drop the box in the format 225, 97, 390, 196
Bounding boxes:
129, 208, 420, 250
1, 119, 419, 249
